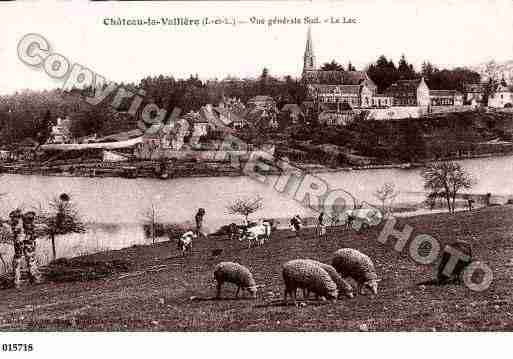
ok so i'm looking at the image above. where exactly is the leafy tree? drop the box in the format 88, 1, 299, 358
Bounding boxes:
367, 55, 400, 92
397, 54, 416, 80
426, 67, 481, 91
321, 60, 344, 71
36, 109, 52, 146
422, 162, 474, 213
483, 78, 497, 106
226, 196, 264, 224
421, 61, 438, 78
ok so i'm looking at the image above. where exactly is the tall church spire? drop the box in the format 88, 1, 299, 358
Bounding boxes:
303, 26, 316, 72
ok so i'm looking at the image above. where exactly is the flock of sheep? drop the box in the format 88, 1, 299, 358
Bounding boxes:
213, 248, 379, 304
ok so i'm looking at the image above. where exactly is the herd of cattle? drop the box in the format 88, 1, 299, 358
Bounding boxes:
176, 219, 275, 255
175, 207, 385, 255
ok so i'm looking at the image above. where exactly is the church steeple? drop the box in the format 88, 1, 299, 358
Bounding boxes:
303, 26, 316, 72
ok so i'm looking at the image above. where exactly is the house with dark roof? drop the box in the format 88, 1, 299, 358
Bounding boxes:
384, 78, 430, 107
463, 83, 486, 106
246, 96, 278, 128
308, 84, 361, 109
214, 106, 247, 129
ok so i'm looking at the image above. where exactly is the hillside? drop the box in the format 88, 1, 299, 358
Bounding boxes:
470, 60, 513, 83
280, 110, 513, 166
1, 205, 513, 331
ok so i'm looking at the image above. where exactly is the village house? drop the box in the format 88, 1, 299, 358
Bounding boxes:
429, 90, 464, 106
215, 98, 248, 129
281, 103, 304, 124
488, 84, 513, 108
384, 78, 430, 107
191, 110, 210, 138
215, 106, 247, 129
246, 95, 279, 128
247, 95, 276, 111
318, 110, 355, 126
463, 83, 486, 106
371, 94, 394, 108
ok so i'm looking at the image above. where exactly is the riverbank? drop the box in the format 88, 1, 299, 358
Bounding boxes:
0, 204, 512, 330
3, 149, 513, 179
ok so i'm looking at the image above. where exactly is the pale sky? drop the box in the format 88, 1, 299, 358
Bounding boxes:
1, 0, 513, 95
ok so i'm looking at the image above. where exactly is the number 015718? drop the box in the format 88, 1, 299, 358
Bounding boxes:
1, 344, 34, 352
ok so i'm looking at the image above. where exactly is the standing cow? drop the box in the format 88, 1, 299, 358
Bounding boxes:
239, 221, 272, 248
178, 231, 197, 256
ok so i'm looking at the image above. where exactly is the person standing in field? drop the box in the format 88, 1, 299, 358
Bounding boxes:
290, 215, 302, 239
317, 211, 327, 240
195, 208, 206, 238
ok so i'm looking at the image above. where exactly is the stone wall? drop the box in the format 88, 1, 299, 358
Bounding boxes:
363, 106, 428, 120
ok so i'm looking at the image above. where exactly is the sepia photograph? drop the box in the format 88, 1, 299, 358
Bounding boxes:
0, 0, 513, 355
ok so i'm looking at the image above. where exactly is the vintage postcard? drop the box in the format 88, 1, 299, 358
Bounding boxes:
0, 0, 512, 356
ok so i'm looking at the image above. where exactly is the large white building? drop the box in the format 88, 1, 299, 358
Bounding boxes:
488, 84, 513, 108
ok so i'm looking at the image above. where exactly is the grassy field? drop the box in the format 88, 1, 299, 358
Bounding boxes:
1, 205, 513, 331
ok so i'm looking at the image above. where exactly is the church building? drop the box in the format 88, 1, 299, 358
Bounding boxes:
301, 27, 393, 111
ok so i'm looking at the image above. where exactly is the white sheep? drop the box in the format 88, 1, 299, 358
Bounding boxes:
282, 259, 338, 304
332, 248, 380, 296
302, 259, 354, 299
213, 262, 258, 299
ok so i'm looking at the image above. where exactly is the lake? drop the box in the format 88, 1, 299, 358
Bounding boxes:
0, 154, 512, 268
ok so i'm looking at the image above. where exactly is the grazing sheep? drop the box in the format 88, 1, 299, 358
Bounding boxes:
282, 259, 338, 304
214, 262, 257, 299
303, 259, 354, 299
332, 248, 379, 296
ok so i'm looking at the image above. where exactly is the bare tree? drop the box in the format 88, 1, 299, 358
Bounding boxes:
422, 162, 475, 214
142, 203, 159, 244
39, 193, 86, 260
226, 196, 263, 224
374, 182, 400, 214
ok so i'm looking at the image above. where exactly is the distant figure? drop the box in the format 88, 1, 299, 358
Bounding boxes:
485, 193, 492, 207
317, 212, 327, 240
290, 215, 302, 238
12, 210, 42, 289
195, 208, 206, 238
467, 199, 474, 211
345, 212, 355, 230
